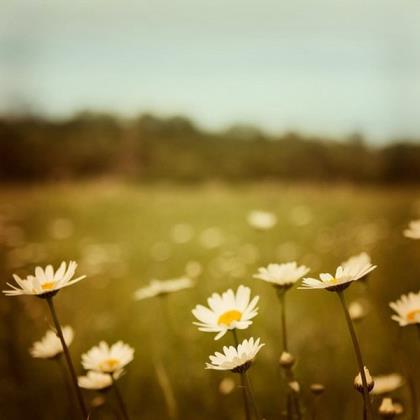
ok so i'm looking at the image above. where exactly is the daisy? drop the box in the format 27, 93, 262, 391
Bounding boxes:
30, 326, 74, 359
389, 291, 420, 326
253, 262, 309, 289
82, 341, 134, 373
78, 370, 122, 391
378, 398, 397, 418
247, 210, 277, 231
3, 261, 86, 297
354, 366, 374, 393
192, 285, 259, 340
372, 374, 404, 395
206, 337, 265, 372
134, 277, 194, 301
300, 263, 377, 292
342, 252, 372, 281
403, 219, 420, 239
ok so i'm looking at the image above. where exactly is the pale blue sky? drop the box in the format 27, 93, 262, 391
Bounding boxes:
1, 0, 420, 142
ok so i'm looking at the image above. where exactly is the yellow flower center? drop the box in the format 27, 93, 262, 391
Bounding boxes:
217, 310, 242, 326
407, 309, 420, 321
41, 282, 56, 291
100, 358, 120, 371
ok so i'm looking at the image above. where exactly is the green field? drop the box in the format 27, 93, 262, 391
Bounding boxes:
0, 182, 419, 419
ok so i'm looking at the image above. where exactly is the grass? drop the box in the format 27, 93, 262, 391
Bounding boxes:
0, 181, 419, 419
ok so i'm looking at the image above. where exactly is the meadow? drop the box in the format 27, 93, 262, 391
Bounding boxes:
0, 181, 419, 420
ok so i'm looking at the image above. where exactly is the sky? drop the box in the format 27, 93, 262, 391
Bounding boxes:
1, 0, 420, 142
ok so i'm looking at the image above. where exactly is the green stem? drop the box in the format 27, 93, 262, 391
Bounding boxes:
240, 372, 252, 420
55, 356, 75, 417
46, 297, 87, 419
245, 371, 260, 419
112, 376, 130, 420
337, 291, 373, 420
278, 290, 288, 352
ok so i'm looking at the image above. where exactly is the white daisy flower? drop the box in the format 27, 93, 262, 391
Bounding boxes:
300, 263, 377, 292
379, 397, 397, 418
389, 291, 420, 326
134, 277, 194, 301
192, 285, 259, 340
253, 262, 310, 289
206, 337, 265, 372
30, 326, 74, 359
3, 261, 86, 297
372, 374, 404, 395
82, 341, 134, 373
354, 366, 374, 393
342, 252, 372, 281
247, 210, 277, 231
403, 219, 420, 239
78, 370, 122, 391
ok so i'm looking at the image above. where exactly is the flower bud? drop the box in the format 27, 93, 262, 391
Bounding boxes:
288, 381, 300, 393
279, 351, 295, 369
354, 366, 374, 393
310, 383, 325, 396
379, 398, 397, 419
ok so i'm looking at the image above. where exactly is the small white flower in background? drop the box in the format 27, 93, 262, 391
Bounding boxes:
354, 366, 374, 393
3, 261, 86, 297
206, 337, 264, 372
288, 381, 300, 393
247, 210, 277, 231
78, 370, 123, 391
379, 397, 397, 418
342, 252, 372, 280
300, 262, 377, 292
192, 285, 259, 340
254, 262, 310, 289
134, 277, 194, 301
372, 373, 404, 395
348, 300, 368, 322
30, 326, 74, 359
389, 291, 420, 326
82, 341, 134, 373
403, 219, 420, 239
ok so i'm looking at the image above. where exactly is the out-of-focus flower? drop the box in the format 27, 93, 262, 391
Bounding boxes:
206, 337, 264, 372
342, 252, 372, 281
310, 383, 325, 395
378, 397, 397, 418
279, 351, 296, 369
254, 262, 309, 289
78, 370, 122, 391
354, 366, 374, 393
348, 300, 368, 322
3, 261, 86, 297
247, 210, 277, 231
288, 381, 300, 393
192, 285, 259, 340
372, 374, 404, 395
30, 326, 73, 359
218, 377, 236, 395
82, 341, 134, 374
389, 291, 420, 327
134, 277, 194, 301
403, 220, 420, 239
300, 263, 377, 292
199, 227, 224, 249
185, 261, 203, 278
170, 223, 194, 244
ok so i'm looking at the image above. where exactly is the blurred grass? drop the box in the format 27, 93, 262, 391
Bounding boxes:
0, 181, 419, 419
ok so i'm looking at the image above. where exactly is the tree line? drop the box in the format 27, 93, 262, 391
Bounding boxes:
0, 112, 419, 184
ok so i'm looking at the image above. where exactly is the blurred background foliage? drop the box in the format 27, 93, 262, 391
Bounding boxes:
1, 112, 420, 184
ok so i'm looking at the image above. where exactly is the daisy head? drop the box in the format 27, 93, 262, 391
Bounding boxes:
30, 326, 74, 359
247, 210, 277, 231
253, 262, 310, 290
403, 219, 420, 239
389, 291, 420, 327
342, 252, 372, 281
82, 341, 134, 373
3, 261, 86, 298
372, 373, 404, 395
206, 337, 265, 373
78, 370, 123, 391
134, 277, 194, 301
192, 285, 259, 340
300, 263, 377, 292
